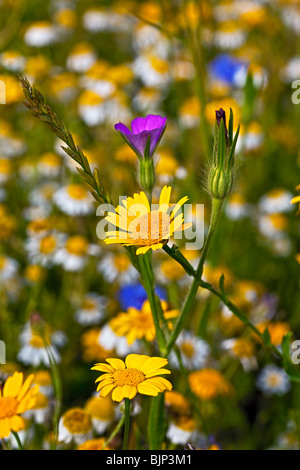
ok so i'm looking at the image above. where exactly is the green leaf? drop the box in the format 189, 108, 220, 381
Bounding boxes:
228, 108, 233, 145
283, 361, 300, 383
147, 394, 166, 450
219, 273, 225, 294
227, 124, 240, 169
261, 327, 272, 347
282, 332, 293, 359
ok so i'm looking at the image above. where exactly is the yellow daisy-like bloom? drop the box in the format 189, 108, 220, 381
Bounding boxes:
110, 300, 178, 345
291, 184, 300, 215
188, 369, 232, 400
104, 186, 191, 255
77, 437, 112, 450
92, 354, 172, 402
0, 372, 39, 438
256, 321, 291, 347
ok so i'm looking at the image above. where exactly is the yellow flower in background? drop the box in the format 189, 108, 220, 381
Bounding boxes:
256, 321, 291, 347
92, 354, 172, 402
110, 299, 178, 344
291, 184, 300, 215
188, 369, 232, 400
0, 372, 39, 438
77, 437, 112, 450
104, 185, 191, 254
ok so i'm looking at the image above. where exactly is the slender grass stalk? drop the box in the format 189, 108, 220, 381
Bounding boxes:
102, 414, 125, 450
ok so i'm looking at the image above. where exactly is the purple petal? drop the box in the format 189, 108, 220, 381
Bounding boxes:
144, 114, 167, 131
130, 117, 148, 134
131, 114, 167, 134
126, 130, 152, 157
114, 122, 131, 135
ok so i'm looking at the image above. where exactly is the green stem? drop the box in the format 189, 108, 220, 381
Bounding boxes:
102, 414, 125, 449
139, 254, 167, 352
163, 198, 224, 356
12, 431, 23, 450
122, 398, 131, 450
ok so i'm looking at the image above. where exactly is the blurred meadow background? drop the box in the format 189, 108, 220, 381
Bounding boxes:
0, 0, 300, 451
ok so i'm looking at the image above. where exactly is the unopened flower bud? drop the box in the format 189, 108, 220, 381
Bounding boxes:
207, 108, 240, 200
139, 158, 156, 193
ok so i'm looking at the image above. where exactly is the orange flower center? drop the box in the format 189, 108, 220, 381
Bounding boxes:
63, 408, 91, 434
113, 254, 130, 272
39, 236, 56, 254
130, 211, 170, 245
181, 341, 195, 358
66, 236, 88, 255
0, 397, 18, 419
67, 184, 88, 200
113, 368, 145, 387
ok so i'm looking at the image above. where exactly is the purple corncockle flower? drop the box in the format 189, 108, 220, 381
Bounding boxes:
114, 114, 167, 159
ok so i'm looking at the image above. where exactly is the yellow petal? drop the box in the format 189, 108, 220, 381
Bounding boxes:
159, 186, 172, 206
137, 382, 160, 396
3, 372, 23, 398
122, 385, 137, 399
291, 196, 300, 204
17, 374, 34, 402
125, 354, 150, 370
140, 357, 169, 375
100, 383, 116, 397
9, 415, 24, 433
111, 386, 124, 402
0, 418, 11, 438
106, 358, 125, 370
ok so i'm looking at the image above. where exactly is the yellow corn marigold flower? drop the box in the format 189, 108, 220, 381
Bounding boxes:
109, 300, 178, 345
77, 437, 112, 450
0, 371, 39, 438
165, 390, 190, 415
188, 369, 232, 400
104, 185, 191, 255
92, 354, 172, 402
256, 321, 291, 347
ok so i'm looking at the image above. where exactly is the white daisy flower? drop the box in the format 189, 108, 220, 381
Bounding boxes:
25, 232, 66, 267
85, 395, 116, 435
97, 323, 140, 357
82, 8, 133, 33
214, 24, 246, 50
257, 213, 288, 240
66, 43, 97, 73
24, 21, 60, 47
132, 54, 170, 88
0, 50, 26, 72
258, 189, 294, 214
257, 365, 290, 396
54, 235, 99, 272
37, 152, 61, 178
281, 56, 300, 82
0, 255, 18, 282
97, 251, 139, 285
53, 184, 94, 216
225, 194, 251, 220
74, 293, 107, 325
169, 331, 210, 370
58, 408, 93, 445
221, 338, 258, 372
18, 322, 66, 367
166, 417, 198, 445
